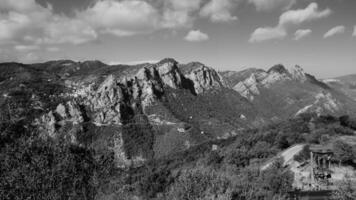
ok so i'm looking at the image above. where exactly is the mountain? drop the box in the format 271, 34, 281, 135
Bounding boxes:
1, 58, 356, 169
323, 74, 356, 101
221, 64, 356, 119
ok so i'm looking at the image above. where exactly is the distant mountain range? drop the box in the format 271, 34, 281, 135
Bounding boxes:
1, 58, 355, 167
323, 74, 356, 101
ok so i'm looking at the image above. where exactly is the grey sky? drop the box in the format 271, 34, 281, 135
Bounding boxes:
0, 0, 355, 78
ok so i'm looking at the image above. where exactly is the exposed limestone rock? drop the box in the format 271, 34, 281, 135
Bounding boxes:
56, 103, 67, 118
38, 111, 56, 138
66, 101, 84, 124
295, 92, 341, 116
261, 69, 291, 87
267, 64, 289, 74
135, 67, 165, 108
183, 62, 226, 94
79, 75, 124, 125
231, 65, 309, 100
233, 73, 260, 100
63, 59, 228, 128
36, 100, 85, 140
156, 60, 183, 89
289, 65, 307, 82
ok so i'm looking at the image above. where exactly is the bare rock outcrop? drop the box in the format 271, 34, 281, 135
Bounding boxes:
36, 101, 84, 140
289, 65, 307, 82
231, 64, 310, 100
181, 62, 227, 94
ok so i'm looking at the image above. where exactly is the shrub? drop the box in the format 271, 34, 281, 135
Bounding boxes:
166, 167, 232, 200
333, 140, 355, 164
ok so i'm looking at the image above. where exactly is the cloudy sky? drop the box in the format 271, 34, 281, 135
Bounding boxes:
0, 0, 355, 78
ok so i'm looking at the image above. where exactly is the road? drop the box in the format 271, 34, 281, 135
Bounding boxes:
261, 144, 305, 170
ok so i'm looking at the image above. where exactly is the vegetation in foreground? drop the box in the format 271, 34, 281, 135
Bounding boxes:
1, 113, 356, 200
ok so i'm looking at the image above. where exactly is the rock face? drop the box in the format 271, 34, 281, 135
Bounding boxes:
180, 62, 226, 94
225, 64, 311, 100
34, 58, 230, 168
295, 92, 342, 116
289, 65, 307, 82
233, 73, 260, 101
36, 100, 84, 141
155, 59, 184, 89
221, 63, 356, 122
84, 75, 124, 125
78, 59, 188, 126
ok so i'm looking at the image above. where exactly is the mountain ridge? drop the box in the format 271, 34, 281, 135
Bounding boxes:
1, 58, 356, 168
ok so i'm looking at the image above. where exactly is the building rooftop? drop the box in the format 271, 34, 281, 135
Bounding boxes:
310, 144, 333, 154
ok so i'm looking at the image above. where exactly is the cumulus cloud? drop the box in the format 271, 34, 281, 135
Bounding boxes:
294, 29, 312, 40
160, 0, 201, 29
184, 30, 209, 42
80, 0, 160, 36
0, 0, 97, 45
249, 0, 296, 11
278, 3, 331, 28
200, 0, 238, 22
249, 27, 287, 42
250, 3, 331, 43
0, 0, 208, 49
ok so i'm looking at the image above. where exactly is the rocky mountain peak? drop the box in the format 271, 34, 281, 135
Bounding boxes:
156, 58, 178, 66
154, 59, 184, 89
181, 62, 226, 94
267, 64, 289, 74
288, 65, 307, 82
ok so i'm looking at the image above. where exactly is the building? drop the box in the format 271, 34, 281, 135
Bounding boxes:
309, 145, 333, 186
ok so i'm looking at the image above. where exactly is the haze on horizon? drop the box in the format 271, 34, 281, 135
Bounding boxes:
0, 0, 355, 78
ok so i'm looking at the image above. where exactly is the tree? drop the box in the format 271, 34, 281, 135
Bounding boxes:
333, 140, 355, 164
332, 177, 356, 200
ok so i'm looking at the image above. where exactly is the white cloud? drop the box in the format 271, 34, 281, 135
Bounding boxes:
323, 26, 345, 38
81, 0, 160, 36
249, 0, 296, 11
0, 0, 41, 12
294, 29, 312, 40
279, 3, 331, 28
161, 10, 195, 29
44, 18, 98, 44
0, 0, 204, 50
184, 30, 209, 42
156, 0, 202, 29
249, 27, 286, 42
200, 0, 238, 22
250, 3, 331, 42
353, 26, 356, 37
0, 0, 97, 45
